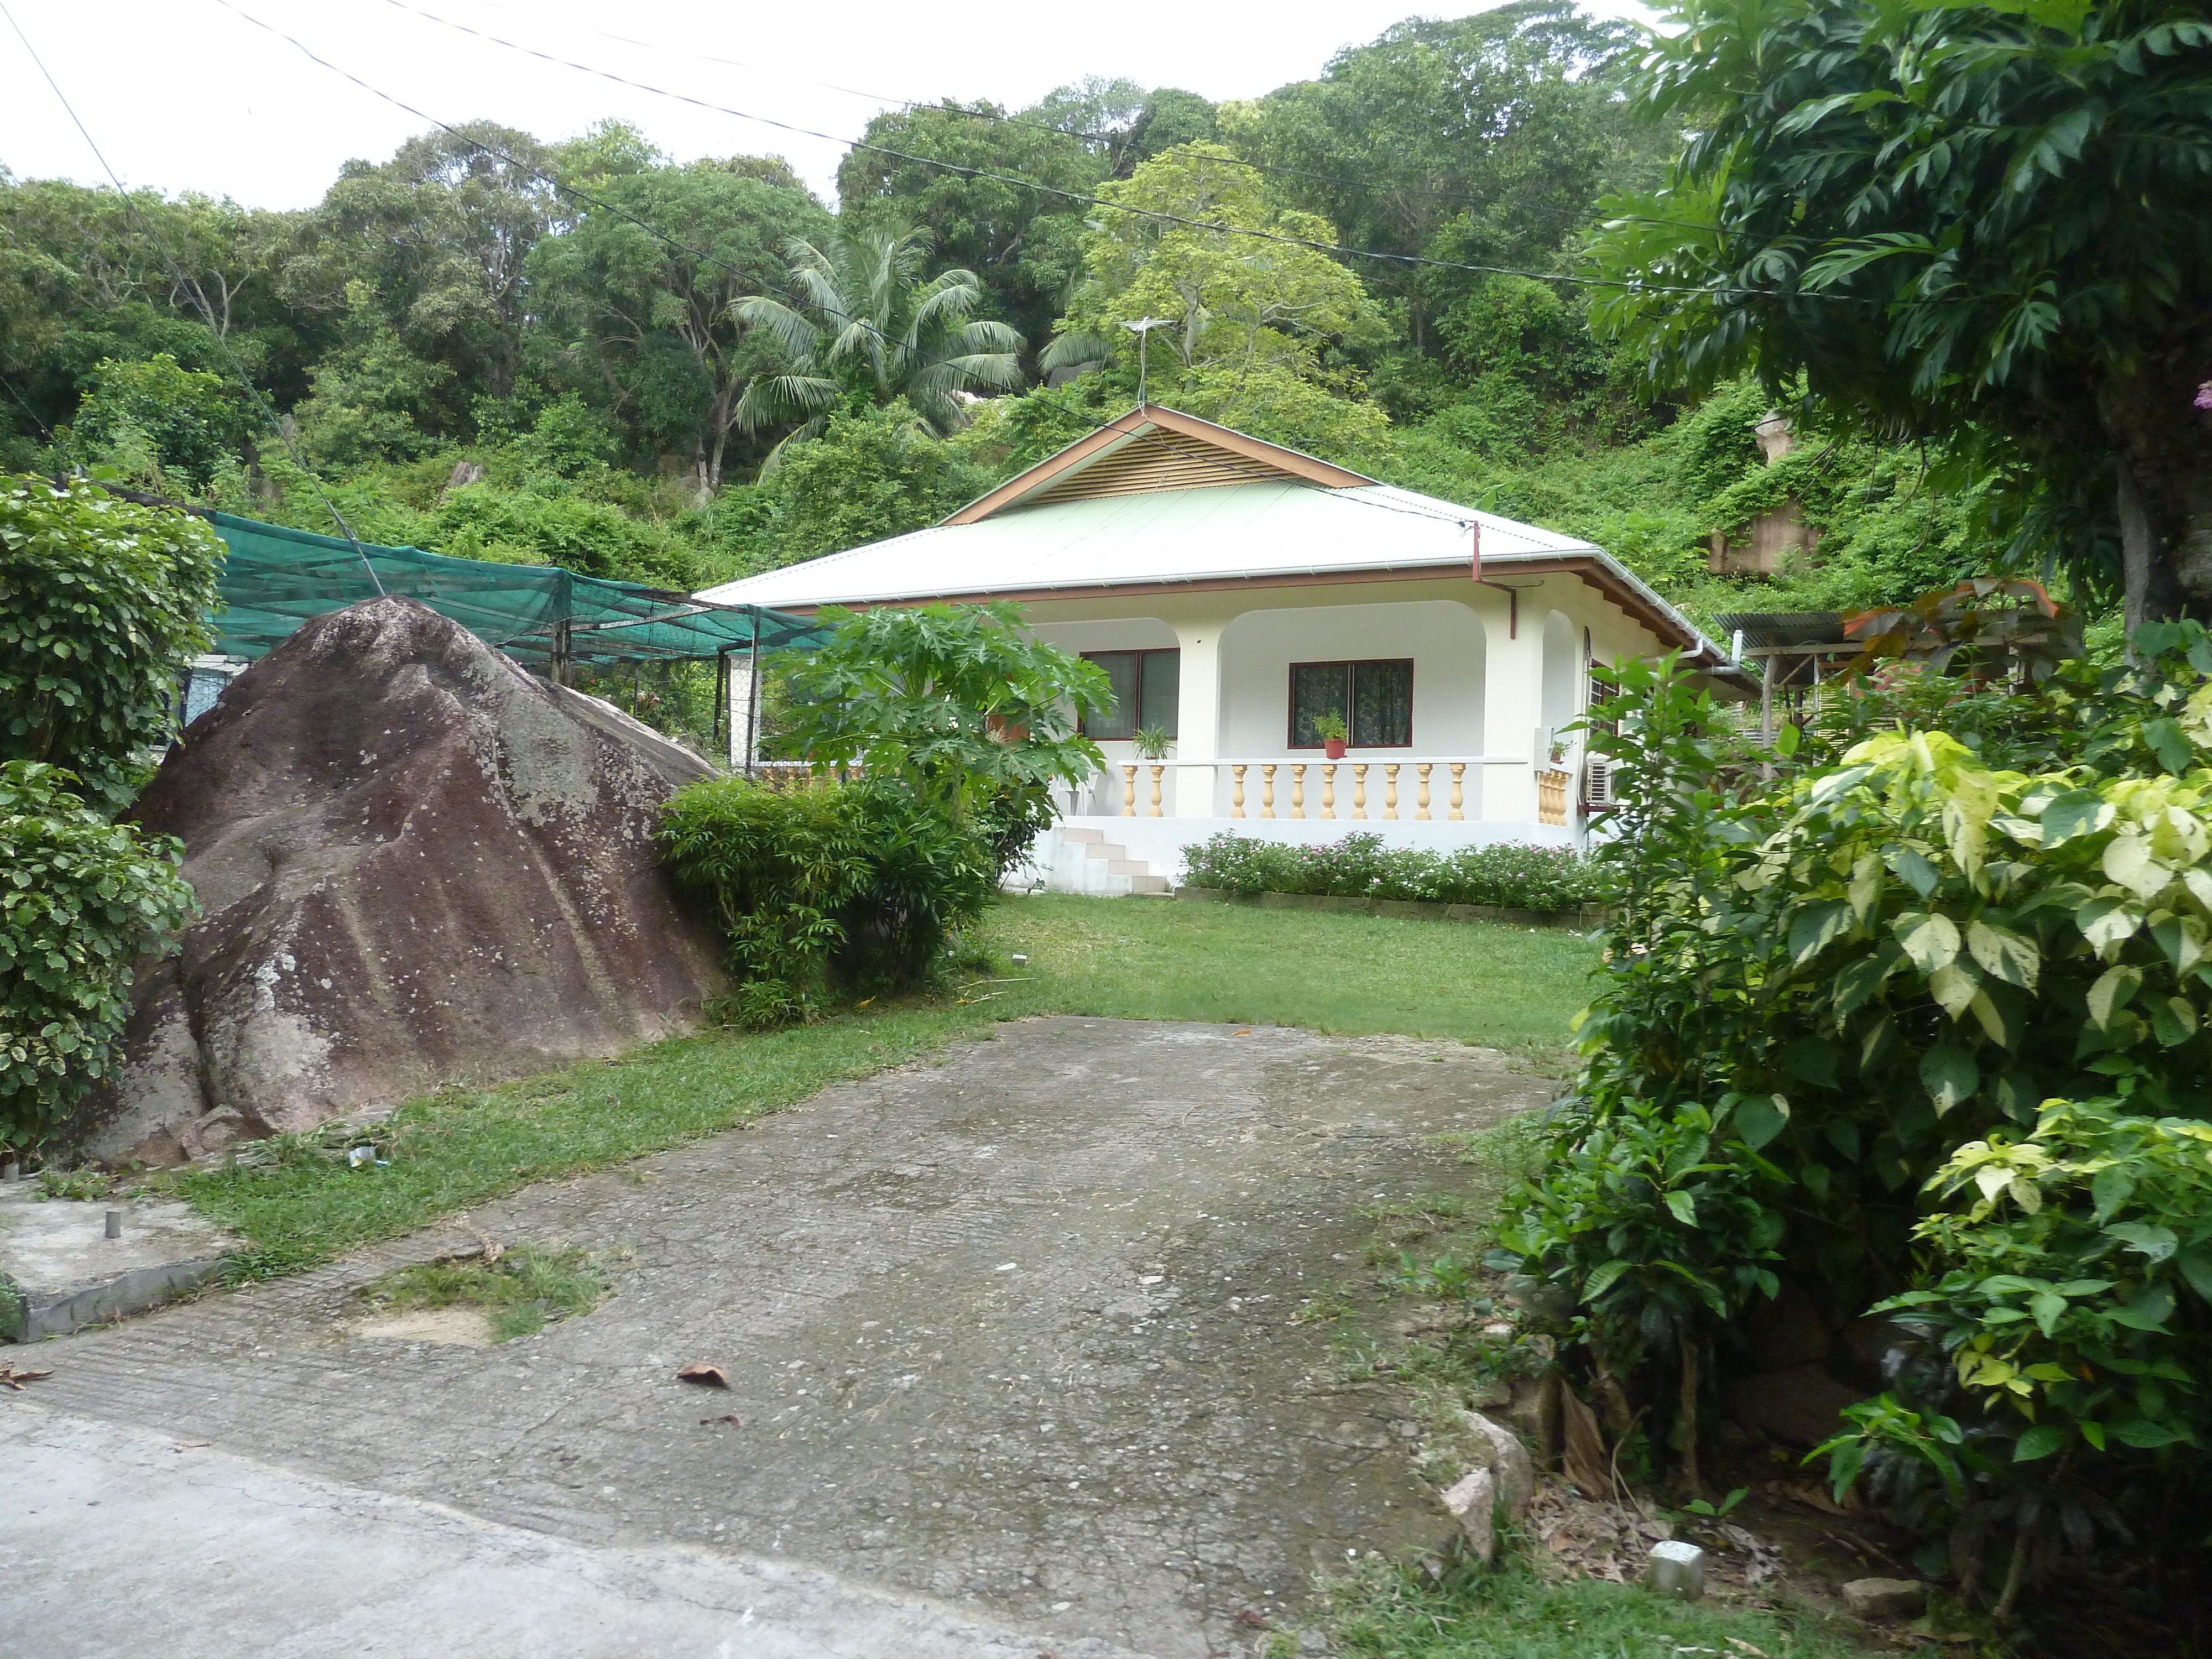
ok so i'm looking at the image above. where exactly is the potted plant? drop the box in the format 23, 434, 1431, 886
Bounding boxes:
1312, 711, 1348, 760
1132, 726, 1173, 760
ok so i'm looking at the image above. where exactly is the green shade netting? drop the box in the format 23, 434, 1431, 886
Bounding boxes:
206, 513, 828, 666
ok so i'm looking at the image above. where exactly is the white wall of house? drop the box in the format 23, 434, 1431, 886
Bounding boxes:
1008, 573, 1676, 888
1216, 599, 1487, 761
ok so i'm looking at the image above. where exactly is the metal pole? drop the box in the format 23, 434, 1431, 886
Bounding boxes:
1757, 650, 1775, 783
714, 646, 729, 765
745, 607, 763, 779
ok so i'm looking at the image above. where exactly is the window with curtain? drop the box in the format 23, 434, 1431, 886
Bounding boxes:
1079, 649, 1179, 739
1289, 659, 1414, 748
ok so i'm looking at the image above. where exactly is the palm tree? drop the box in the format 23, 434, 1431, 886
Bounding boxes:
733, 227, 1023, 453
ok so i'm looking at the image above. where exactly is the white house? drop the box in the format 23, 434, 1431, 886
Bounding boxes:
698, 405, 1739, 894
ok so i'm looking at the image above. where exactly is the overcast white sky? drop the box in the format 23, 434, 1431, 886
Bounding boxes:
0, 0, 1655, 210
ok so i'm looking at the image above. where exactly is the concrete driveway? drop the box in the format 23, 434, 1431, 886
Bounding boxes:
3, 1017, 1551, 1657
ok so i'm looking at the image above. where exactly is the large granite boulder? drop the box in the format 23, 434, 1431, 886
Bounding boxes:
71, 596, 727, 1165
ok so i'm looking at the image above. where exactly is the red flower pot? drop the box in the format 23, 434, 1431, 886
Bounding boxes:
1323, 738, 1347, 759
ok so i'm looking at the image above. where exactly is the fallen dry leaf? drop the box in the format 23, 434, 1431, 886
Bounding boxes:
1559, 1385, 1610, 1498
698, 1414, 742, 1427
1233, 1609, 1269, 1628
677, 1363, 731, 1389
0, 1364, 54, 1390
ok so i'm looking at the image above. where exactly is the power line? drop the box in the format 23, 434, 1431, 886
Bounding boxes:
397, 0, 1518, 217
298, 0, 1824, 305
0, 0, 385, 591
204, 0, 919, 371
0, 368, 54, 440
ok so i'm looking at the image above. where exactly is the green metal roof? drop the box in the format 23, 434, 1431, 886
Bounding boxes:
207, 512, 828, 666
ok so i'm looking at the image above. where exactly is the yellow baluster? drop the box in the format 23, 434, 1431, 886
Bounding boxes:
1231, 764, 1246, 818
1122, 764, 1137, 817
1321, 763, 1337, 820
1290, 763, 1306, 820
1417, 763, 1432, 821
1351, 763, 1368, 820
1148, 763, 1164, 817
1449, 762, 1466, 821
1261, 764, 1277, 820
1384, 763, 1400, 820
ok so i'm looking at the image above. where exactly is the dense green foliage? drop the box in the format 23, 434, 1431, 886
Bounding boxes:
0, 2, 2078, 640
775, 602, 1108, 876
1181, 831, 1610, 911
0, 762, 197, 1152
1484, 629, 2212, 1611
658, 778, 995, 1025
0, 477, 223, 807
1588, 0, 2212, 624
0, 481, 216, 1152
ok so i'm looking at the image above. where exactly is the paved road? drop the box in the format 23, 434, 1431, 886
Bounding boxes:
3, 1018, 1549, 1657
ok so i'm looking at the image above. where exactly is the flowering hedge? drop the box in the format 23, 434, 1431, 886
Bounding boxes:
1180, 831, 1612, 911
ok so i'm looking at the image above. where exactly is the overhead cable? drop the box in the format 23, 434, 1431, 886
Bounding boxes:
265, 0, 1825, 304
390, 0, 1532, 215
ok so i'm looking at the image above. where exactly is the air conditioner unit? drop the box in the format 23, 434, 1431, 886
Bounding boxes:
1583, 758, 1618, 808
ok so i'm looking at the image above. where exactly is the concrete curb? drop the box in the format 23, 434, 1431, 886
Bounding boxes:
1173, 887, 1611, 929
2, 1255, 234, 1343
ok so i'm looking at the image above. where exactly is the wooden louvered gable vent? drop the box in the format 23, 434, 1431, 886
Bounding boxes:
1026, 429, 1299, 505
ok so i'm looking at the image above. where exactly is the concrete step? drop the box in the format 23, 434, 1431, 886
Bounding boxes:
1105, 859, 1153, 877
1128, 874, 1172, 894
1060, 827, 1107, 845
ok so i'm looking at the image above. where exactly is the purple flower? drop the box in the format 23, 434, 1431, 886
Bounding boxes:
2198, 382, 2212, 412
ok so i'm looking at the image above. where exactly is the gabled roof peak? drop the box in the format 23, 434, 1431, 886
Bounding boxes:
943, 404, 1379, 526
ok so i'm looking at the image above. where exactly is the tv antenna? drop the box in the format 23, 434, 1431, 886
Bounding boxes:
1122, 317, 1171, 405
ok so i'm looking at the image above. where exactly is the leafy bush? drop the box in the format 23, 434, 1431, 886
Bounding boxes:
1, 477, 223, 810
777, 601, 1108, 880
658, 776, 994, 1024
1817, 1093, 2212, 1614
66, 354, 250, 491
1, 761, 197, 1152
1181, 831, 1611, 911
1486, 631, 2212, 1608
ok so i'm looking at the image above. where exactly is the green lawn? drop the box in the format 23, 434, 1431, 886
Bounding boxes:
168, 896, 1595, 1275
1318, 1558, 1879, 1659
985, 894, 1598, 1053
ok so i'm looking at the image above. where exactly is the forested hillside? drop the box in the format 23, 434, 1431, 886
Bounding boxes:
0, 1, 2026, 629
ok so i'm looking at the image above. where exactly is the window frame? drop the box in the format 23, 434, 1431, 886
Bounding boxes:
1287, 657, 1416, 750
1078, 647, 1180, 740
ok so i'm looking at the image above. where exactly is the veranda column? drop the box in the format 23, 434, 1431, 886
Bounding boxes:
1477, 592, 1543, 826
1171, 615, 1232, 818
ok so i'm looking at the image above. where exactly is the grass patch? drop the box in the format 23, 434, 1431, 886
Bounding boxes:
173, 896, 1597, 1279
983, 894, 1599, 1056
357, 1244, 611, 1342
1318, 1557, 1877, 1659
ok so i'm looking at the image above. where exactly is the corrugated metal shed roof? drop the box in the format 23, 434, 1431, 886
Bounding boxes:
1714, 611, 1853, 650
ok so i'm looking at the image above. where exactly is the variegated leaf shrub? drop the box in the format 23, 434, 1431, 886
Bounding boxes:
1491, 630, 2212, 1599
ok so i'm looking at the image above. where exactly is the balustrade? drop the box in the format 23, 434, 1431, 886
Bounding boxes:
1088, 757, 1515, 825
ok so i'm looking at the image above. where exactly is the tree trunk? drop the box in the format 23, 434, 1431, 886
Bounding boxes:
1678, 1338, 1703, 1499
2099, 363, 2212, 629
